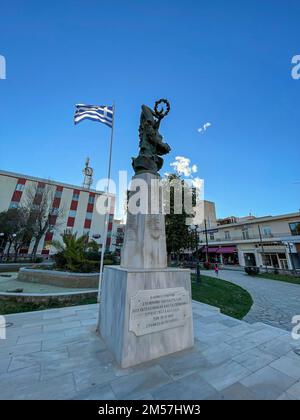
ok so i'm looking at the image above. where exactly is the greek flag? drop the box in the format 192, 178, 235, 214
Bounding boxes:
74, 104, 113, 128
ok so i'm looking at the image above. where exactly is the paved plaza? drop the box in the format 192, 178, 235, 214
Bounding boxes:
0, 301, 300, 400
205, 270, 300, 331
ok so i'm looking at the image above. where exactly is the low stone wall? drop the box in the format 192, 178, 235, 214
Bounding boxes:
0, 263, 35, 273
0, 290, 97, 305
18, 268, 99, 289
0, 262, 54, 273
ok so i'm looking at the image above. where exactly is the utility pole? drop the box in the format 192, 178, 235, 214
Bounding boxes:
190, 225, 201, 284
204, 219, 209, 264
195, 227, 201, 284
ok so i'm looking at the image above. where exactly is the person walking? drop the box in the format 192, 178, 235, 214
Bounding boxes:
214, 263, 219, 277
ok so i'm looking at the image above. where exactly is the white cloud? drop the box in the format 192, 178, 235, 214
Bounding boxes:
170, 156, 191, 177
192, 177, 204, 190
198, 122, 212, 133
170, 156, 198, 177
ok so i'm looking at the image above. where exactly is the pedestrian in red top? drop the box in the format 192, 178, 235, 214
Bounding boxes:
214, 263, 219, 276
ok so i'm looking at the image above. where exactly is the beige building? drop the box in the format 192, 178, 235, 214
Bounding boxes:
0, 169, 115, 257
198, 212, 300, 270
192, 200, 217, 227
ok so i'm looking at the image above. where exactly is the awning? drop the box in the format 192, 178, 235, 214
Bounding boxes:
202, 246, 237, 254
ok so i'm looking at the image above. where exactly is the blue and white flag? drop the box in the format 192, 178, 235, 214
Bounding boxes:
74, 104, 114, 128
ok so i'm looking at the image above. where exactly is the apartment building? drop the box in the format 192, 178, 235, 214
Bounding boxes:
0, 170, 115, 257
198, 212, 300, 270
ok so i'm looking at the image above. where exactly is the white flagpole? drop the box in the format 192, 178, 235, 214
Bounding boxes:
96, 102, 115, 331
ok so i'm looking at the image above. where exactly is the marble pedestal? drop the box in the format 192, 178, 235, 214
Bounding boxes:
121, 172, 167, 270
99, 171, 194, 368
100, 266, 194, 368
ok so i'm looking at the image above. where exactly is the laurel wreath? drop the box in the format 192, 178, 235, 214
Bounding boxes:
154, 99, 170, 119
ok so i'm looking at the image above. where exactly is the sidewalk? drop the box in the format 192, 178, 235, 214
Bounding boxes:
0, 302, 300, 400
204, 269, 300, 331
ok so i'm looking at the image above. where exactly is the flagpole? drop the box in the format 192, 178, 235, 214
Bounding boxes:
96, 102, 115, 331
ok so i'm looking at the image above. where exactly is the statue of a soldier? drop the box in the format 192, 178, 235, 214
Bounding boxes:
132, 99, 171, 175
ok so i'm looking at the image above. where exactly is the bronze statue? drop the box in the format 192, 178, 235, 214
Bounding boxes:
132, 99, 171, 175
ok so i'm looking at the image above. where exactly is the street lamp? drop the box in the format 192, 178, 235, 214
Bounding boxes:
0, 233, 5, 262
190, 225, 202, 284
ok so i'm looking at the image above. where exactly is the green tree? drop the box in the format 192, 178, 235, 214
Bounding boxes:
164, 174, 196, 264
0, 208, 32, 261
23, 183, 65, 261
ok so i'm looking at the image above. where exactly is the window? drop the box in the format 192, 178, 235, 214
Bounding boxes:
88, 195, 95, 204
86, 212, 93, 220
9, 202, 19, 209
262, 254, 272, 267
209, 232, 215, 240
242, 228, 249, 240
263, 226, 272, 237
72, 193, 80, 201
15, 183, 25, 192
225, 231, 231, 240
36, 186, 45, 194
51, 208, 59, 216
54, 190, 62, 199
262, 253, 279, 268
68, 210, 76, 218
290, 222, 300, 236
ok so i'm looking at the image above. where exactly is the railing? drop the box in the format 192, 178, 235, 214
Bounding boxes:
198, 232, 298, 243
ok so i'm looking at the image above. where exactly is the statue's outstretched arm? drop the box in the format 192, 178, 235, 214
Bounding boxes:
141, 105, 155, 124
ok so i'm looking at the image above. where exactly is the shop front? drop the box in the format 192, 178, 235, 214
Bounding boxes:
201, 246, 239, 266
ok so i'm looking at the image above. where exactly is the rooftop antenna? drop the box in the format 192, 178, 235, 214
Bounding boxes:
82, 157, 93, 190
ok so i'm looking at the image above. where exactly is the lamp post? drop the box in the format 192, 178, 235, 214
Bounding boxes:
0, 233, 5, 262
204, 219, 209, 264
190, 225, 201, 284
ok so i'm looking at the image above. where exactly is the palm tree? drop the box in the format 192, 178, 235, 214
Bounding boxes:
52, 232, 98, 272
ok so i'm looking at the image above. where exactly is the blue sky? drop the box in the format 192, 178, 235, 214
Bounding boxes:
0, 0, 299, 218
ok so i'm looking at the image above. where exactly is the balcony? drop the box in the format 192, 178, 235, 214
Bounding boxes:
198, 232, 299, 245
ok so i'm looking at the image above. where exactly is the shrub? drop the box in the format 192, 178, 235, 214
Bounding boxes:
244, 266, 260, 276
78, 260, 99, 273
53, 251, 67, 269
104, 252, 118, 264
203, 261, 211, 270
103, 259, 114, 266
85, 250, 100, 261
